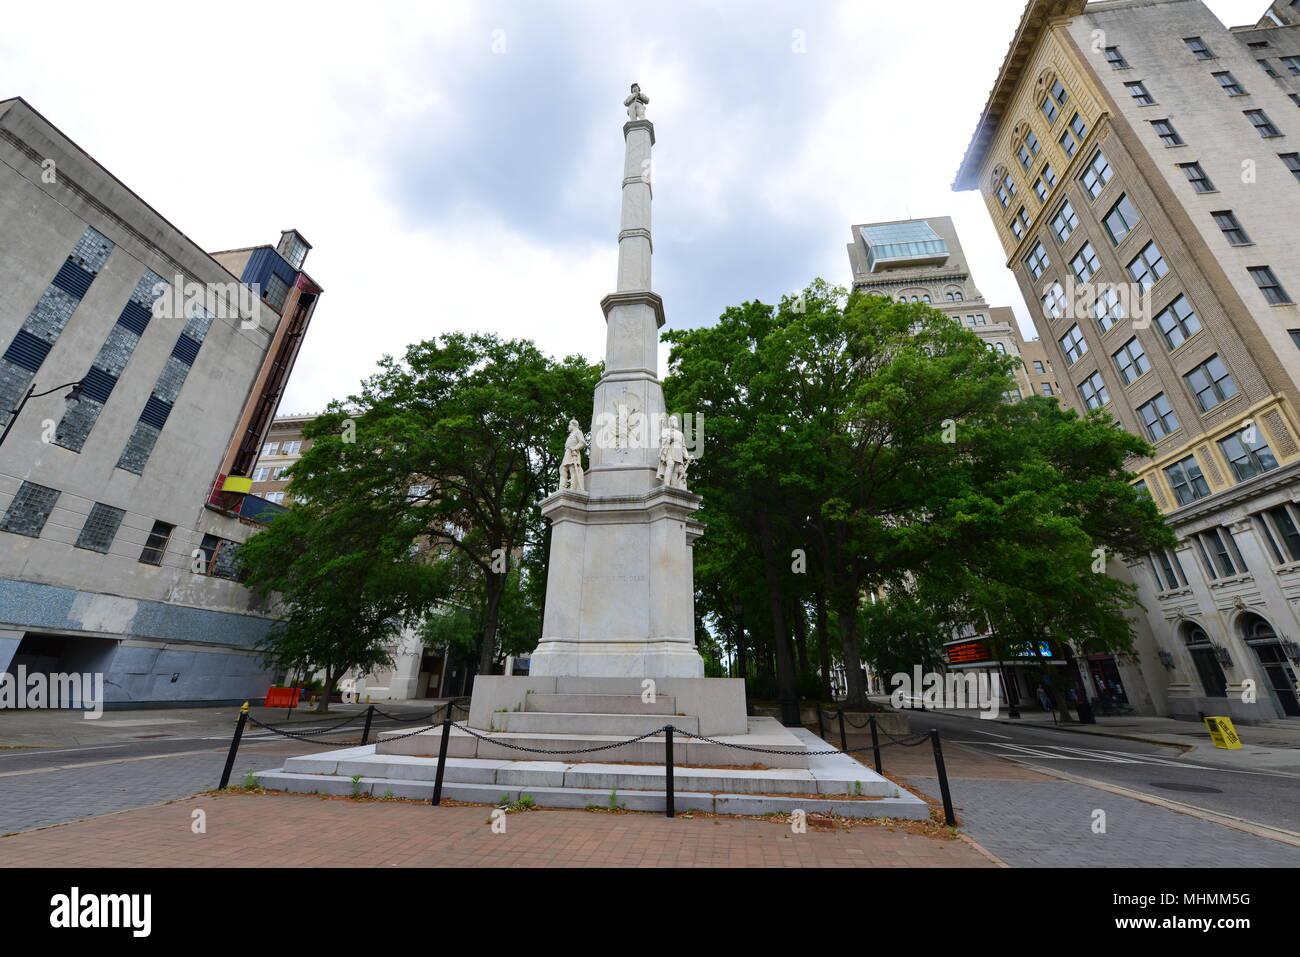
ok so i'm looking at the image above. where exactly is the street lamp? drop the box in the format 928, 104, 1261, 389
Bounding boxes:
0, 378, 85, 450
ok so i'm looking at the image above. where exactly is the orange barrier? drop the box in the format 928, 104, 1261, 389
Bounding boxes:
264, 686, 301, 709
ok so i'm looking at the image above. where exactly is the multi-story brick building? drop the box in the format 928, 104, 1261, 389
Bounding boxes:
955, 0, 1300, 722
847, 216, 1057, 401
0, 98, 321, 707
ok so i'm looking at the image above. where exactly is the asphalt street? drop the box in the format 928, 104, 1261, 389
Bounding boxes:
899, 708, 1300, 834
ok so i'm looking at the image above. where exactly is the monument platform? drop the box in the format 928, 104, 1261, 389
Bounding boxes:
255, 676, 931, 819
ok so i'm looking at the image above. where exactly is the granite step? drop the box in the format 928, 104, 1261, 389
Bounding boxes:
489, 710, 698, 736
250, 770, 929, 819
524, 693, 676, 715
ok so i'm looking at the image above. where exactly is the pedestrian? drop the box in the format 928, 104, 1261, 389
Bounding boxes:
1036, 684, 1052, 711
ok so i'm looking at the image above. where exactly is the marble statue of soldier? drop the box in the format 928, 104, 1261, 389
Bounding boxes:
560, 418, 587, 492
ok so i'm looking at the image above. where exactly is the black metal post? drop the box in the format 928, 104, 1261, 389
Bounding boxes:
360, 704, 375, 746
869, 715, 882, 773
930, 729, 956, 827
218, 702, 250, 790
816, 706, 826, 741
431, 714, 453, 806
664, 725, 675, 819
837, 709, 848, 752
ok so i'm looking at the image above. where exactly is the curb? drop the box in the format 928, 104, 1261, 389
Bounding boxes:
1012, 761, 1300, 849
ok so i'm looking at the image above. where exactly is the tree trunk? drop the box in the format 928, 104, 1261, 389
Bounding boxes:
791, 603, 809, 680
316, 665, 339, 713
756, 513, 799, 724
477, 569, 506, 676
838, 603, 868, 710
814, 590, 833, 702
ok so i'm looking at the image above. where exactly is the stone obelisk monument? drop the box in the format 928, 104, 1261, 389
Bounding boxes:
529, 84, 705, 678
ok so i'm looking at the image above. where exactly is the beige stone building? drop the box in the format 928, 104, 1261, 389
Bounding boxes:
847, 216, 1054, 401
955, 0, 1300, 722
249, 413, 317, 505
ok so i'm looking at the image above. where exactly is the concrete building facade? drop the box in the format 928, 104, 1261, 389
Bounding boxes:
955, 0, 1300, 723
0, 98, 321, 707
847, 216, 1055, 401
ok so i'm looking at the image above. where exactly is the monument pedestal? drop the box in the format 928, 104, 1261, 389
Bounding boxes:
529, 487, 706, 679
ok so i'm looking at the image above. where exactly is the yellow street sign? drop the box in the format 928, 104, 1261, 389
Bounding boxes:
1204, 715, 1242, 750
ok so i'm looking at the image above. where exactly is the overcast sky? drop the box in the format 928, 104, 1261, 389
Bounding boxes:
0, 0, 1269, 413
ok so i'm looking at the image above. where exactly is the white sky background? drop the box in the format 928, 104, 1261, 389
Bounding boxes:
0, 0, 1271, 413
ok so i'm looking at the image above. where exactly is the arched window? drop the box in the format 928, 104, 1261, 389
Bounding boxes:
955, 291, 964, 301
946, 292, 955, 302
911, 296, 919, 303
922, 294, 931, 303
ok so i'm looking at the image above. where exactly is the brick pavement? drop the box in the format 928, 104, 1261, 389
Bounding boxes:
0, 791, 994, 868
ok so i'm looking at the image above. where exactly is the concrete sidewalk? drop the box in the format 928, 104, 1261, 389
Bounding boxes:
868, 696, 1300, 772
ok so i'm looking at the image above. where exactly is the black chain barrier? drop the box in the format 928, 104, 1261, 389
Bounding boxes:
220, 703, 957, 826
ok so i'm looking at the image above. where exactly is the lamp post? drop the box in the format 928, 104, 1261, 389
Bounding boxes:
0, 378, 85, 450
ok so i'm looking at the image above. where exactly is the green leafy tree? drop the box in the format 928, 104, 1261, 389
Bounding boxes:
241, 333, 600, 686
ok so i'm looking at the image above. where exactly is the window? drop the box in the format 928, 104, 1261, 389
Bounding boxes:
1041, 382, 1054, 396
1127, 242, 1169, 293
1052, 79, 1069, 107
1164, 455, 1210, 505
1112, 337, 1151, 384
138, 520, 175, 566
1052, 201, 1079, 243
263, 273, 291, 311
954, 291, 964, 301
1042, 96, 1059, 125
1026, 241, 1050, 279
1059, 125, 1078, 157
1024, 130, 1040, 157
1213, 71, 1246, 96
252, 467, 269, 482
1211, 210, 1251, 245
1033, 176, 1048, 202
1257, 504, 1300, 563
1012, 206, 1030, 239
1151, 119, 1183, 147
1093, 287, 1126, 333
261, 442, 278, 456
1284, 154, 1300, 182
1150, 549, 1187, 590
1125, 81, 1155, 105
1060, 324, 1088, 364
0, 481, 60, 538
1259, 58, 1280, 78
1081, 151, 1113, 199
197, 534, 242, 580
1138, 393, 1180, 440
1154, 295, 1202, 350
407, 484, 432, 501
1249, 266, 1291, 304
282, 440, 302, 455
1179, 162, 1215, 192
1184, 355, 1239, 412
1105, 46, 1129, 69
1033, 360, 1047, 374
969, 314, 989, 326
1072, 242, 1101, 283
1283, 55, 1300, 76
272, 466, 289, 480
1043, 281, 1068, 319
1196, 527, 1246, 578
1218, 426, 1278, 482
1246, 109, 1282, 137
266, 491, 286, 505
1104, 194, 1141, 244
75, 503, 125, 554
1184, 37, 1215, 60
997, 172, 1017, 208
994, 342, 1007, 354
1079, 370, 1109, 410
1018, 143, 1033, 169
